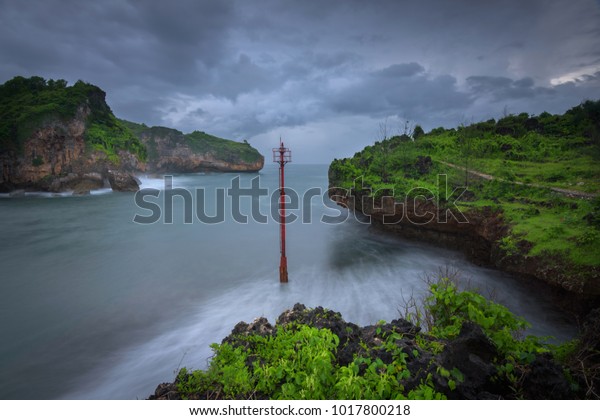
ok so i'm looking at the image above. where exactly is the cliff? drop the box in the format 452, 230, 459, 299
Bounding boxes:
122, 121, 264, 173
0, 76, 146, 192
327, 103, 600, 300
328, 185, 600, 300
0, 76, 264, 194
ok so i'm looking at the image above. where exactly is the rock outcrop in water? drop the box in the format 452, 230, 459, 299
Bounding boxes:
149, 304, 595, 400
107, 170, 141, 192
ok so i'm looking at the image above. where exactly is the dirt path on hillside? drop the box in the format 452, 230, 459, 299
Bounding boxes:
438, 160, 598, 199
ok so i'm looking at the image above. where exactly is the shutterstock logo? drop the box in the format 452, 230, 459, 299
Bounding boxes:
132, 175, 468, 225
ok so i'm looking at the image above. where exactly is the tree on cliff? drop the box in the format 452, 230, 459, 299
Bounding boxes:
457, 123, 476, 187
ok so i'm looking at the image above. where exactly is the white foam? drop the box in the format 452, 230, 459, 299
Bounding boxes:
137, 175, 169, 190
89, 188, 113, 196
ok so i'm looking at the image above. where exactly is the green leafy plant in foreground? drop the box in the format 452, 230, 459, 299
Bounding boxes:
177, 323, 426, 400
175, 278, 572, 400
424, 278, 554, 397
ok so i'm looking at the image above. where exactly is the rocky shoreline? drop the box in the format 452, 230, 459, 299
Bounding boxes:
0, 101, 263, 195
327, 186, 600, 310
0, 117, 264, 193
149, 304, 600, 400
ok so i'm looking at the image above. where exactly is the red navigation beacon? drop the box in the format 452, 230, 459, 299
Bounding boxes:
272, 139, 291, 283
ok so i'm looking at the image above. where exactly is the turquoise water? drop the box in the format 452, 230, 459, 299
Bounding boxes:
0, 164, 574, 399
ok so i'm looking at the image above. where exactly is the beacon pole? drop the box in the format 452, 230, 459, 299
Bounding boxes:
273, 139, 291, 283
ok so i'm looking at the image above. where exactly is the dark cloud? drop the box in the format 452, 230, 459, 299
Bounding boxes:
466, 75, 554, 101
330, 64, 471, 120
374, 63, 425, 78
0, 0, 599, 162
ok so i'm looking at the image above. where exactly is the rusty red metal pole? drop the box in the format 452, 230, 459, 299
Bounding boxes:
279, 147, 288, 283
273, 139, 291, 283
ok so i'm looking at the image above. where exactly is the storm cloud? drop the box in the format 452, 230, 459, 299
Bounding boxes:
1, 0, 599, 162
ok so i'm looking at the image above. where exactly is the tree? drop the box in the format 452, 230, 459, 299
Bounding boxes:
458, 123, 475, 188
412, 125, 425, 140
376, 118, 390, 182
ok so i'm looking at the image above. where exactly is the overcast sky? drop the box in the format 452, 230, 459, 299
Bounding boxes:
1, 0, 599, 163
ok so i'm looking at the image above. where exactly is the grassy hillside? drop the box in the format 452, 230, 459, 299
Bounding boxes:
185, 130, 261, 163
329, 101, 600, 268
121, 119, 263, 164
0, 76, 146, 162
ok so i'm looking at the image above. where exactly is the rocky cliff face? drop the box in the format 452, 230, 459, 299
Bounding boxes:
0, 105, 144, 193
0, 76, 264, 194
137, 126, 264, 173
328, 185, 600, 300
0, 115, 264, 193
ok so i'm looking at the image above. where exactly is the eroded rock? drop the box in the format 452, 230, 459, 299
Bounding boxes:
107, 170, 140, 192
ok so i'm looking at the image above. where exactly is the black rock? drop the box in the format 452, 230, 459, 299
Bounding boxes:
437, 322, 499, 399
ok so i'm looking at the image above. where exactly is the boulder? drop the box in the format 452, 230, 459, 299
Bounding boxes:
437, 322, 499, 399
107, 170, 140, 192
521, 353, 572, 399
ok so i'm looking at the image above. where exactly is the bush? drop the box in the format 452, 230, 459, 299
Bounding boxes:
174, 278, 565, 400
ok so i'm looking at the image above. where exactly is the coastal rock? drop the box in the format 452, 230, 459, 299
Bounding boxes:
136, 126, 264, 173
0, 104, 145, 193
327, 186, 600, 299
521, 353, 572, 399
148, 304, 588, 400
223, 317, 275, 347
151, 382, 179, 400
107, 170, 140, 192
437, 322, 500, 399
0, 77, 264, 194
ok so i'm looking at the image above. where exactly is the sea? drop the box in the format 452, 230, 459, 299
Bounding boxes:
0, 164, 575, 399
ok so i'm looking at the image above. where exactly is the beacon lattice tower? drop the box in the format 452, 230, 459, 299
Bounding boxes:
272, 139, 291, 283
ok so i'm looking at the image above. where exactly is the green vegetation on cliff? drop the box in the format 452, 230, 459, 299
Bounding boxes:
121, 119, 263, 165
186, 130, 262, 164
0, 75, 262, 169
0, 75, 147, 162
329, 102, 600, 271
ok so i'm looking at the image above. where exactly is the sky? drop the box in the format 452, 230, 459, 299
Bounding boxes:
1, 0, 600, 163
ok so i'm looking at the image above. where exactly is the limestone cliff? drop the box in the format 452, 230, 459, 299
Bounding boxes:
123, 122, 264, 173
0, 103, 144, 193
0, 76, 264, 193
328, 181, 600, 300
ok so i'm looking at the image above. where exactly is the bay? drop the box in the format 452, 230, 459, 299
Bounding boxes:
0, 164, 574, 399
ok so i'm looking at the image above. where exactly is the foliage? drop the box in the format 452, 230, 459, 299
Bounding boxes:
86, 118, 147, 163
119, 119, 262, 165
185, 130, 262, 163
178, 325, 341, 399
498, 236, 519, 257
175, 277, 577, 400
177, 322, 437, 400
423, 279, 558, 397
424, 279, 540, 354
0, 75, 147, 161
329, 101, 600, 268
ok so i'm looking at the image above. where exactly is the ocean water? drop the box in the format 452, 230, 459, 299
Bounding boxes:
0, 164, 574, 399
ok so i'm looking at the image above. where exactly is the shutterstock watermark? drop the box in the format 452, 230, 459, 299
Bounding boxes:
132, 175, 469, 225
